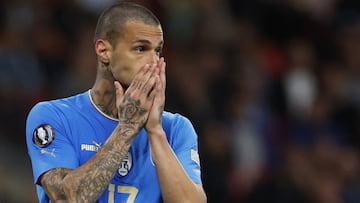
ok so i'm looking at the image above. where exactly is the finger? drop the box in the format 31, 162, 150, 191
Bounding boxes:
136, 63, 157, 96
160, 61, 166, 90
147, 75, 160, 101
128, 64, 151, 91
138, 64, 156, 90
158, 57, 164, 68
142, 68, 158, 98
114, 81, 124, 108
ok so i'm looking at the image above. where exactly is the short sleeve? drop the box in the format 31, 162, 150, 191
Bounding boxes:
26, 102, 78, 184
168, 114, 202, 184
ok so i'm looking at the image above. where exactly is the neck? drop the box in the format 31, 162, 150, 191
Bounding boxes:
91, 64, 118, 119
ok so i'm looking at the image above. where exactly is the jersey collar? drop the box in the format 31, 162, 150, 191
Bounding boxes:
88, 89, 119, 122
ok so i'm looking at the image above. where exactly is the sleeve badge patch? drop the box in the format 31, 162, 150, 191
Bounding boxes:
33, 124, 55, 148
191, 149, 200, 166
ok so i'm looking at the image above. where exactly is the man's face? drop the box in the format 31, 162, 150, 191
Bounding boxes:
109, 20, 164, 86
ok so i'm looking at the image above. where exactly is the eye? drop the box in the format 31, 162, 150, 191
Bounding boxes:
155, 47, 162, 56
135, 46, 145, 53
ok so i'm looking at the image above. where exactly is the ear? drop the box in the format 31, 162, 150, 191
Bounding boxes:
95, 39, 112, 64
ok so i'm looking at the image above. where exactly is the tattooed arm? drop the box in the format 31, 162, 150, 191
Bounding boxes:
40, 64, 159, 202
40, 124, 133, 202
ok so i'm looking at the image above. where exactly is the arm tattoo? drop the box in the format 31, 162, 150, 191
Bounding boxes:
42, 136, 132, 202
118, 93, 147, 129
41, 90, 149, 202
41, 168, 71, 202
73, 147, 128, 202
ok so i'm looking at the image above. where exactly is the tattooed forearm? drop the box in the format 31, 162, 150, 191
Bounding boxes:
71, 146, 129, 202
41, 168, 71, 202
70, 132, 132, 202
41, 123, 137, 202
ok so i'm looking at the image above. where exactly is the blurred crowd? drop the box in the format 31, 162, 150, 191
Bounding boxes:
0, 0, 359, 202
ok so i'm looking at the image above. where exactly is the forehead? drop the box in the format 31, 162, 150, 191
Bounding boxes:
120, 20, 163, 44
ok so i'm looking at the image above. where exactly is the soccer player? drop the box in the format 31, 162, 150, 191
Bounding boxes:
26, 2, 207, 203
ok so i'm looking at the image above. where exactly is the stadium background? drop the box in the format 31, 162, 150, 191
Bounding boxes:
0, 0, 359, 202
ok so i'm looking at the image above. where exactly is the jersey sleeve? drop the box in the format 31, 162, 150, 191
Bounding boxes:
168, 114, 202, 184
26, 102, 78, 184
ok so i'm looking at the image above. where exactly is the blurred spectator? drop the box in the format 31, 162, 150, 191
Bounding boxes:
284, 38, 317, 121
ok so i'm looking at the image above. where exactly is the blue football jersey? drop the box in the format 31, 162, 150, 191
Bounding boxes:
26, 90, 202, 203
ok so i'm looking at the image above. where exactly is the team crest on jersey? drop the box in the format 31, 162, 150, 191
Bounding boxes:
118, 152, 132, 176
33, 124, 55, 148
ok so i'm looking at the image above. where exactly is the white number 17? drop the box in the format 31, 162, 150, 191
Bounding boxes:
108, 184, 139, 203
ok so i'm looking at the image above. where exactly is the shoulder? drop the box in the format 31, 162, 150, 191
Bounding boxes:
28, 92, 88, 117
26, 92, 88, 141
161, 111, 198, 148
162, 111, 193, 129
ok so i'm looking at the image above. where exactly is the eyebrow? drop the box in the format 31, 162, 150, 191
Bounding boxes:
133, 39, 164, 47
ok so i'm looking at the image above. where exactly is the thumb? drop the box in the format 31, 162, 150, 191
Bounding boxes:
114, 81, 124, 108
